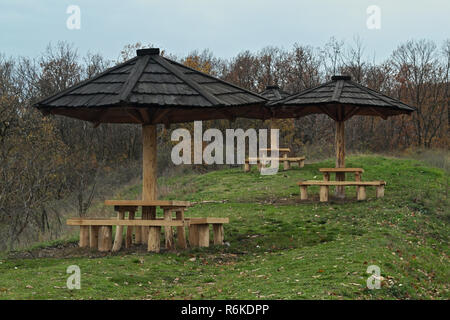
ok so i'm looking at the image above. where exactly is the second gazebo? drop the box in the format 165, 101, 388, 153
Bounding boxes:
269, 75, 415, 198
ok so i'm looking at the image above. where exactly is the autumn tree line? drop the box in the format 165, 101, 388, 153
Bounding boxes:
0, 38, 448, 249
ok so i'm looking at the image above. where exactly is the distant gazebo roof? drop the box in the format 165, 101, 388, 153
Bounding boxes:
259, 85, 290, 101
269, 75, 415, 120
35, 48, 269, 124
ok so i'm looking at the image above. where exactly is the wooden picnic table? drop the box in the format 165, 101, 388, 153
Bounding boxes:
67, 200, 229, 252
259, 148, 291, 156
319, 168, 364, 181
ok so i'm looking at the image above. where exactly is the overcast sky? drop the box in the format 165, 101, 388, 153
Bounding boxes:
1, 0, 449, 62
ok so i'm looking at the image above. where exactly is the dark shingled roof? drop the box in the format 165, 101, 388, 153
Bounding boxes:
35, 48, 269, 124
259, 85, 290, 101
269, 75, 415, 120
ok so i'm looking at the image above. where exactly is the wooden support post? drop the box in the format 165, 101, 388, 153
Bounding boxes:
147, 226, 161, 253
164, 209, 174, 250
142, 124, 157, 245
89, 226, 99, 249
213, 224, 224, 245
300, 186, 308, 200
126, 211, 135, 248
376, 185, 385, 198
79, 226, 89, 248
197, 224, 210, 247
257, 161, 262, 172
335, 120, 346, 199
319, 185, 329, 202
323, 173, 330, 181
357, 186, 367, 201
244, 163, 250, 172
176, 209, 187, 249
98, 226, 112, 252
112, 210, 125, 252
189, 225, 199, 247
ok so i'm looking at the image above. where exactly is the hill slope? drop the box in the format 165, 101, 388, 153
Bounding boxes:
1, 155, 448, 299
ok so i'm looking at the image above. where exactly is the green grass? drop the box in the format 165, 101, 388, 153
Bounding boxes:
0, 155, 448, 299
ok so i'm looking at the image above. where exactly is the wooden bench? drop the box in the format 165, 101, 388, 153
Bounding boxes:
67, 199, 229, 252
244, 156, 305, 171
297, 180, 386, 202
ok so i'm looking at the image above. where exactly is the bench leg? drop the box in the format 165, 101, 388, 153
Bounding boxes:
335, 172, 346, 199
323, 173, 330, 181
89, 226, 99, 249
112, 211, 125, 252
300, 186, 308, 200
125, 211, 135, 248
189, 225, 199, 247
257, 162, 262, 172
197, 224, 210, 247
213, 224, 224, 245
355, 172, 361, 195
164, 209, 175, 250
176, 210, 187, 249
283, 160, 290, 170
147, 226, 161, 253
98, 226, 112, 252
298, 160, 305, 168
376, 185, 385, 198
79, 226, 89, 248
320, 185, 329, 202
357, 186, 367, 201
244, 163, 250, 172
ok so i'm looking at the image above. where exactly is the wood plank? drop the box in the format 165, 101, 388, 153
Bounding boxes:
79, 226, 89, 248
189, 225, 199, 247
197, 224, 210, 247
67, 219, 185, 226
98, 226, 112, 252
105, 200, 191, 207
126, 211, 135, 248
187, 217, 229, 224
112, 211, 125, 252
213, 224, 224, 245
176, 209, 187, 249
319, 168, 364, 173
297, 180, 385, 186
164, 209, 175, 250
247, 157, 305, 162
147, 226, 161, 253
89, 226, 99, 249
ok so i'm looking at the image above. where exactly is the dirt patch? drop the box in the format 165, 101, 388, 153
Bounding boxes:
7, 243, 159, 259
253, 194, 360, 205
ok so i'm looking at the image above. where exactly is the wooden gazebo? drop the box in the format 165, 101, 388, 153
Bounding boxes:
35, 48, 269, 251
269, 75, 415, 197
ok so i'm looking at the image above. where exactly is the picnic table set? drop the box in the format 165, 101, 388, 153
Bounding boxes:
33, 49, 414, 253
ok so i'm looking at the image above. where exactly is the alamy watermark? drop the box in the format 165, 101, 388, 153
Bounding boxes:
366, 5, 381, 30
66, 265, 81, 289
171, 121, 280, 175
66, 5, 81, 30
366, 265, 381, 289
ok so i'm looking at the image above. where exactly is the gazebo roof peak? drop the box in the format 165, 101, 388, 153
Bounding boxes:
259, 84, 290, 101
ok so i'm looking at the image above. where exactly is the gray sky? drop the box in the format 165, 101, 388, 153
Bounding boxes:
1, 0, 449, 62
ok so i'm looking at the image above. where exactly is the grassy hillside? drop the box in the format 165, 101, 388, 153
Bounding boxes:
0, 155, 448, 299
